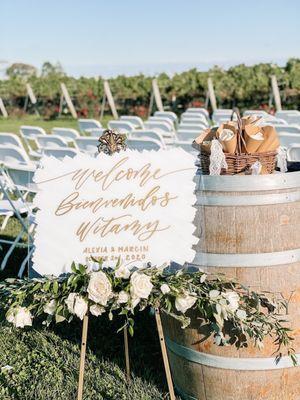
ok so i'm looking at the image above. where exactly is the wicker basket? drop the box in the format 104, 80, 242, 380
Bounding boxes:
193, 109, 278, 175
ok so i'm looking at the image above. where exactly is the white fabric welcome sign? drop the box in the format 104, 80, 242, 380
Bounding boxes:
32, 149, 197, 276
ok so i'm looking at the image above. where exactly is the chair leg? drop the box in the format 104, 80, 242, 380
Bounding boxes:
1, 228, 25, 271
18, 246, 34, 278
1, 214, 11, 230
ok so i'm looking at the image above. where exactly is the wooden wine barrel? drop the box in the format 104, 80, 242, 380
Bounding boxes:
163, 171, 300, 400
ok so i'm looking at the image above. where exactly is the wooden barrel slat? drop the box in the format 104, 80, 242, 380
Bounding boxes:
163, 172, 300, 400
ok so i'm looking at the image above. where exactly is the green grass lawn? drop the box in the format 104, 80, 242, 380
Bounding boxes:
0, 115, 112, 135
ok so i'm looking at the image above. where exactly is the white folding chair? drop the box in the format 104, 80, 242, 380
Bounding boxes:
0, 166, 36, 276
51, 127, 80, 142
42, 148, 79, 159
278, 133, 300, 148
120, 116, 144, 129
181, 113, 208, 126
108, 120, 135, 133
0, 145, 33, 165
75, 137, 99, 156
84, 128, 105, 137
78, 119, 102, 133
176, 130, 200, 142
147, 117, 174, 130
35, 135, 70, 150
0, 133, 26, 151
275, 110, 300, 124
126, 138, 162, 151
174, 141, 198, 156
186, 108, 210, 120
154, 111, 178, 123
273, 125, 300, 135
287, 144, 300, 162
144, 121, 174, 138
243, 110, 269, 117
20, 125, 46, 155
129, 130, 166, 148
178, 122, 207, 132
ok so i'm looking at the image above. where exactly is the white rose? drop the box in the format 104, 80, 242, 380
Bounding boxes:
90, 304, 105, 317
160, 284, 171, 294
223, 291, 240, 312
74, 296, 88, 320
130, 272, 153, 300
131, 296, 140, 309
65, 293, 77, 314
175, 293, 197, 314
9, 307, 32, 328
43, 299, 57, 315
87, 271, 112, 306
115, 264, 131, 279
118, 291, 129, 304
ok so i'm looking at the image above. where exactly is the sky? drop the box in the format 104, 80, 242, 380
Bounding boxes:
0, 0, 299, 77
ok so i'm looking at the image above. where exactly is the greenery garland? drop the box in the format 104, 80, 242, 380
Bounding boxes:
0, 260, 296, 365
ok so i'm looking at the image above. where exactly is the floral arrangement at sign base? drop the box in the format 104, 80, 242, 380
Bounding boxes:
0, 259, 296, 365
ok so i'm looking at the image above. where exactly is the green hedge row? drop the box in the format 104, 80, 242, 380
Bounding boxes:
0, 59, 299, 118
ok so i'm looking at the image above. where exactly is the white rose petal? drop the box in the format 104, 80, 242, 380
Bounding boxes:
209, 290, 220, 299
74, 296, 88, 320
87, 271, 112, 306
200, 274, 207, 283
65, 293, 77, 314
118, 291, 129, 304
236, 309, 247, 320
131, 296, 140, 309
160, 284, 171, 295
175, 293, 197, 314
90, 304, 105, 317
115, 264, 131, 279
130, 272, 153, 300
43, 299, 57, 315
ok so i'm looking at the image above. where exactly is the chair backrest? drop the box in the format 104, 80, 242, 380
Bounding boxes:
0, 144, 31, 165
176, 130, 200, 142
181, 113, 208, 125
186, 108, 209, 119
120, 116, 144, 129
275, 110, 300, 124
52, 127, 80, 140
20, 125, 46, 138
278, 133, 300, 148
154, 111, 178, 123
6, 164, 36, 192
0, 133, 25, 150
129, 130, 166, 147
148, 116, 174, 130
126, 138, 162, 151
108, 120, 135, 133
85, 128, 105, 137
174, 141, 198, 155
287, 144, 300, 162
78, 119, 102, 132
144, 121, 174, 136
243, 110, 269, 117
178, 124, 205, 133
273, 125, 300, 134
42, 148, 78, 160
35, 135, 69, 149
75, 137, 99, 154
